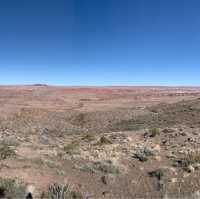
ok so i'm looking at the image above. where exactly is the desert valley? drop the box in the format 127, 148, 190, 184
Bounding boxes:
0, 86, 199, 198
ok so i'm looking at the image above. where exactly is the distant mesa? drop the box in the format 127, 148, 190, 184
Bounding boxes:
32, 84, 48, 87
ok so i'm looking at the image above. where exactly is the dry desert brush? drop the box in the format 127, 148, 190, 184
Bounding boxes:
79, 160, 120, 175
0, 178, 26, 199
0, 143, 16, 160
47, 183, 83, 199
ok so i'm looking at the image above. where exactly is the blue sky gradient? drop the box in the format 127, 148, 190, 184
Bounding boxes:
0, 0, 200, 85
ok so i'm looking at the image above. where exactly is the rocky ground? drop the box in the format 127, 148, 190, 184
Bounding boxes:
0, 86, 200, 198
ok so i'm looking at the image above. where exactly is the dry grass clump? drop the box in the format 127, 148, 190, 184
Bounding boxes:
175, 151, 200, 169
81, 133, 96, 142
63, 143, 79, 155
47, 183, 83, 199
148, 169, 164, 181
96, 136, 112, 145
1, 137, 19, 147
149, 128, 160, 137
0, 178, 26, 199
148, 169, 165, 191
0, 143, 16, 160
79, 160, 120, 175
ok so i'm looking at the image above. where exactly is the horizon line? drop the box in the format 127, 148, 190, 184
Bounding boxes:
0, 84, 200, 88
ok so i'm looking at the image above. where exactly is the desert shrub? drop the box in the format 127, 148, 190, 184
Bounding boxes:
148, 169, 165, 191
149, 128, 160, 137
81, 133, 96, 142
0, 137, 19, 147
32, 158, 45, 167
63, 143, 79, 155
133, 145, 160, 162
187, 152, 200, 164
0, 178, 26, 199
0, 143, 16, 160
96, 136, 112, 145
80, 160, 120, 175
175, 151, 200, 168
148, 169, 164, 181
48, 183, 83, 199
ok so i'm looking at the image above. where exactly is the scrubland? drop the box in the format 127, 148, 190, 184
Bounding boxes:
0, 85, 200, 198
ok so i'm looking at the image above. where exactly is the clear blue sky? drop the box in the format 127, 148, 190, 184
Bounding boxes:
0, 0, 200, 85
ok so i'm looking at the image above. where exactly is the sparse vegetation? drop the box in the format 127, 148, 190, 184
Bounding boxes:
0, 86, 198, 198
79, 160, 120, 175
72, 113, 87, 127
32, 158, 45, 167
175, 151, 200, 169
63, 143, 79, 155
0, 138, 19, 147
97, 136, 112, 145
148, 169, 164, 181
81, 133, 96, 142
111, 100, 200, 132
0, 178, 26, 199
133, 145, 160, 162
149, 128, 160, 137
148, 169, 165, 191
47, 183, 83, 199
0, 143, 16, 160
